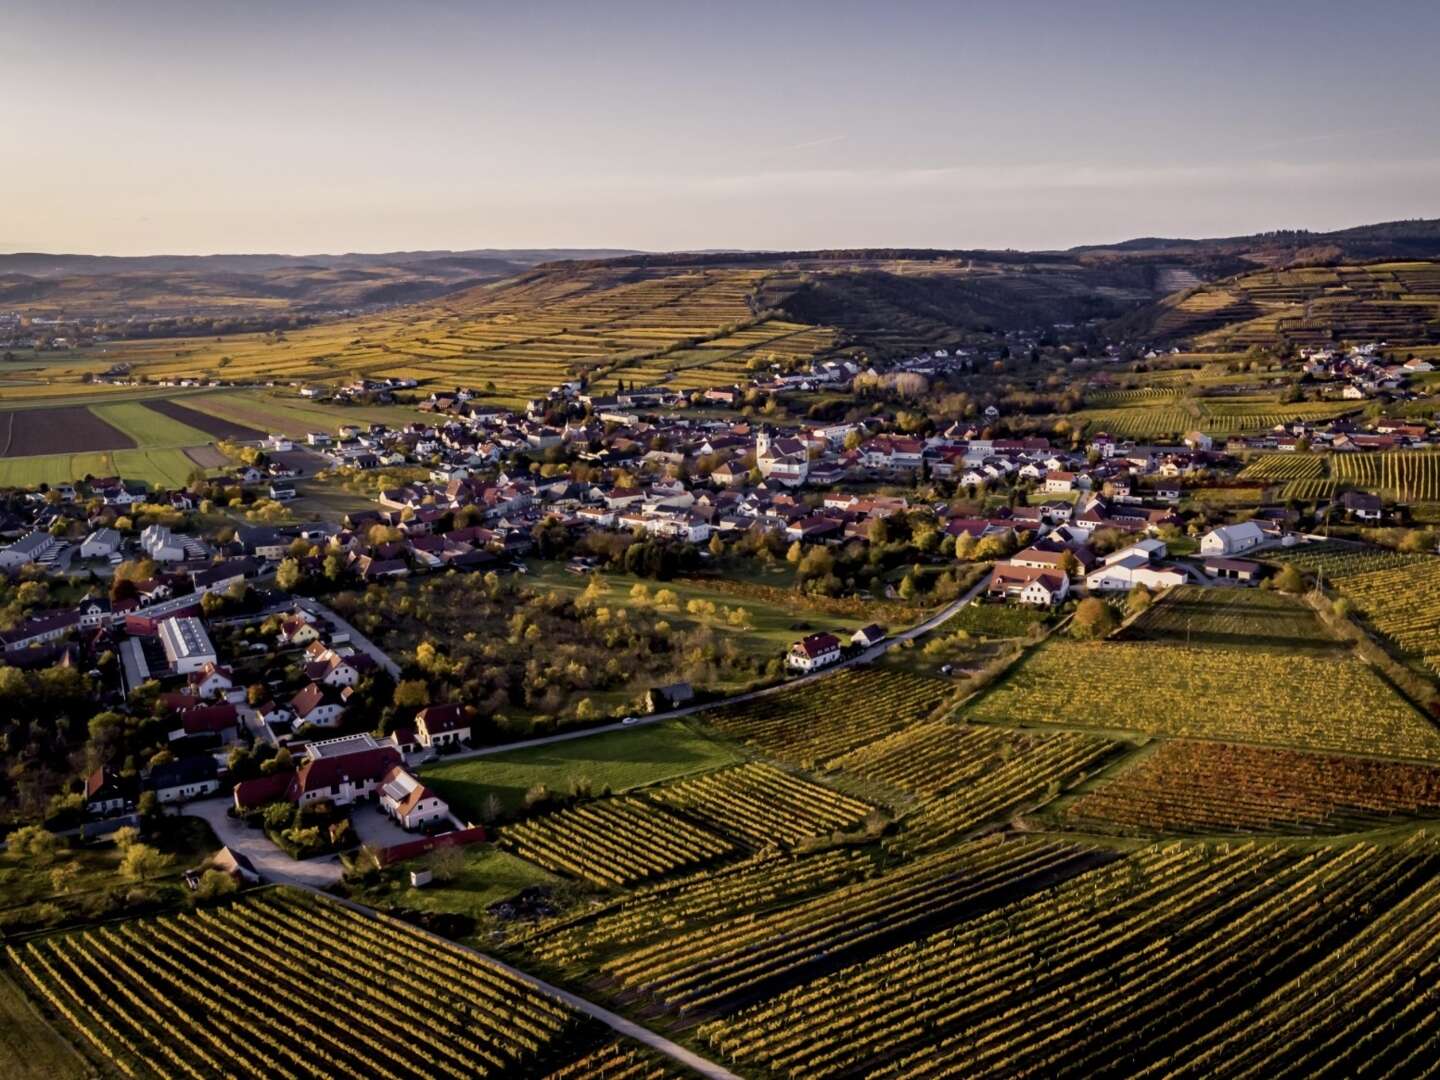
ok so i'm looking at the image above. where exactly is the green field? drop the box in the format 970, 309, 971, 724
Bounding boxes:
423, 720, 744, 817
90, 400, 213, 447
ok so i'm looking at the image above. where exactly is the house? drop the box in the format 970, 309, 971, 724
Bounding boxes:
1200, 521, 1267, 557
157, 616, 217, 674
414, 703, 472, 749
277, 615, 322, 646
139, 524, 187, 562
85, 766, 137, 817
172, 703, 240, 743
146, 756, 220, 804
378, 766, 451, 830
290, 682, 347, 728
986, 563, 1071, 606
186, 662, 234, 699
269, 480, 297, 502
787, 632, 843, 672
851, 624, 887, 648
1340, 490, 1383, 522
79, 528, 122, 560
233, 733, 403, 810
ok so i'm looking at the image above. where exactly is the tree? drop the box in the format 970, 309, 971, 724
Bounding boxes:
426, 844, 466, 883
393, 679, 429, 708
193, 869, 238, 900
6, 824, 60, 865
1274, 564, 1306, 594
1071, 598, 1118, 640
898, 574, 918, 601
276, 558, 303, 592
1125, 584, 1154, 617
119, 843, 173, 882
111, 825, 141, 851
324, 553, 346, 581
786, 541, 804, 565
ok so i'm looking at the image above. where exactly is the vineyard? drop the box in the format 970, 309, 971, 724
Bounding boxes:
596, 836, 1105, 1016
1064, 740, 1440, 835
966, 641, 1440, 759
1119, 586, 1337, 650
700, 837, 1440, 1077
1268, 540, 1429, 577
645, 762, 876, 847
502, 797, 735, 886
1332, 450, 1440, 502
1334, 558, 1440, 674
7, 890, 603, 1079
1237, 453, 1327, 481
697, 668, 959, 766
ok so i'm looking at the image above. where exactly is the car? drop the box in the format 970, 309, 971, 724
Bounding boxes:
620, 716, 641, 726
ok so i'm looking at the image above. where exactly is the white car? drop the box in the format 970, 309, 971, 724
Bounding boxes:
620, 716, 641, 726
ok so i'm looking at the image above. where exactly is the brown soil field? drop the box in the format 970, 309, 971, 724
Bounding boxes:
143, 398, 264, 439
183, 445, 230, 468
0, 407, 135, 457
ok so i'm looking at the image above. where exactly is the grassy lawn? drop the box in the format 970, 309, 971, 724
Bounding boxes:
0, 972, 89, 1080
423, 720, 744, 818
353, 847, 566, 925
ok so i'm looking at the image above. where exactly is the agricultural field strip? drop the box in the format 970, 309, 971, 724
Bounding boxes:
644, 762, 876, 847
88, 401, 215, 448
8, 890, 590, 1079
700, 838, 1440, 1078
597, 836, 1100, 1014
1332, 451, 1440, 502
502, 797, 736, 887
967, 640, 1440, 761
698, 668, 961, 766
1334, 558, 1440, 673
1065, 739, 1440, 835
1119, 586, 1338, 650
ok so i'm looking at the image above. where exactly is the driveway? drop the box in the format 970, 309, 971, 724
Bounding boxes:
348, 801, 415, 849
182, 796, 343, 889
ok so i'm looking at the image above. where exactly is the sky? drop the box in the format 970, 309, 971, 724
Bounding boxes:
6, 0, 1440, 255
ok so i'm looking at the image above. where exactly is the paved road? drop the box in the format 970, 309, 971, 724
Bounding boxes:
431, 575, 991, 764
295, 597, 402, 679
182, 796, 344, 889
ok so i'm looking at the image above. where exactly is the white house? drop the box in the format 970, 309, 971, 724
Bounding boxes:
415, 704, 471, 749
147, 757, 220, 804
378, 766, 451, 830
140, 524, 187, 562
787, 632, 843, 672
1200, 521, 1267, 557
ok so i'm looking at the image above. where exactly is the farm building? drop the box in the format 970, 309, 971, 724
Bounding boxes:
158, 616, 218, 674
1200, 521, 1266, 557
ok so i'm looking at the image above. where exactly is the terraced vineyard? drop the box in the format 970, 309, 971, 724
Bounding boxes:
697, 668, 959, 765
1064, 740, 1440, 835
598, 836, 1105, 1015
1281, 477, 1338, 500
93, 266, 840, 402
967, 641, 1440, 759
646, 762, 876, 847
700, 837, 1440, 1077
502, 797, 735, 886
8, 890, 602, 1078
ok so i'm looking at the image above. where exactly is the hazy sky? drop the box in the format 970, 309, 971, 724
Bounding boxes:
7, 0, 1440, 255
